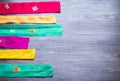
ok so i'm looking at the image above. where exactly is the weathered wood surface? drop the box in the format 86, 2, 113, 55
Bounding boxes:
0, 0, 120, 81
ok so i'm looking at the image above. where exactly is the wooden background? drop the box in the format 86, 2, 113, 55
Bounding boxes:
0, 0, 120, 81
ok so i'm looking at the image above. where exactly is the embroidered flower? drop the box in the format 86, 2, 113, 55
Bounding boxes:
5, 3, 10, 9
32, 6, 38, 11
0, 40, 2, 43
0, 39, 6, 44
10, 30, 16, 33
30, 29, 35, 33
14, 67, 20, 72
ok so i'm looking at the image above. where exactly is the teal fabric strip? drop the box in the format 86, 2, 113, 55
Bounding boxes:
0, 64, 53, 78
0, 24, 62, 36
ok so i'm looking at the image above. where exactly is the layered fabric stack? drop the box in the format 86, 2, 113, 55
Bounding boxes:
0, 1, 62, 78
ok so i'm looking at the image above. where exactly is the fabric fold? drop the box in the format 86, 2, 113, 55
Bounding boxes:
0, 15, 56, 24
0, 24, 62, 36
0, 49, 35, 59
0, 36, 29, 49
0, 64, 53, 78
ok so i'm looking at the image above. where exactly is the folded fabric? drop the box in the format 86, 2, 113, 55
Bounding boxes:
0, 24, 62, 36
0, 36, 29, 49
0, 64, 52, 78
0, 2, 60, 14
0, 15, 56, 24
0, 49, 35, 59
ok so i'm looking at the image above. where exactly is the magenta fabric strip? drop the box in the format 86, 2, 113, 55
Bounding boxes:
0, 1, 61, 14
0, 36, 29, 49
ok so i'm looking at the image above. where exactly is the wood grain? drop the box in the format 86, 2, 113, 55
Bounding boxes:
0, 0, 120, 81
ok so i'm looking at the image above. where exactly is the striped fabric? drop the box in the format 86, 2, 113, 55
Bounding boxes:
0, 1, 61, 14
0, 24, 62, 36
0, 15, 56, 24
0, 64, 53, 77
0, 49, 35, 59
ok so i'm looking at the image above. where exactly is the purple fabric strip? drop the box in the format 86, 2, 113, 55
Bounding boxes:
0, 36, 29, 49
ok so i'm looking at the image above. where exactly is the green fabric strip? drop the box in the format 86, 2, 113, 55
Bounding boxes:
0, 64, 53, 78
0, 24, 62, 36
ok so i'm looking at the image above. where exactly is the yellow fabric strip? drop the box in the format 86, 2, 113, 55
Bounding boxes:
0, 49, 35, 60
0, 15, 56, 24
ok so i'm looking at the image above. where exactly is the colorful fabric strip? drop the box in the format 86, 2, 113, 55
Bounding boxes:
0, 36, 29, 49
0, 15, 56, 24
0, 2, 60, 14
0, 24, 62, 36
0, 49, 35, 59
0, 64, 52, 78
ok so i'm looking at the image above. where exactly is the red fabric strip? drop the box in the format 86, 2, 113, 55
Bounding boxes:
0, 2, 61, 14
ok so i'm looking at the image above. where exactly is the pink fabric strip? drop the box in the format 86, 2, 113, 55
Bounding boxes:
0, 36, 29, 49
0, 1, 61, 14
